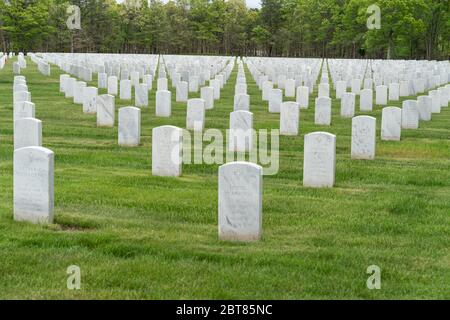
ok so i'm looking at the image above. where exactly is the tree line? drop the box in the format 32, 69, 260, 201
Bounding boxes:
0, 0, 448, 60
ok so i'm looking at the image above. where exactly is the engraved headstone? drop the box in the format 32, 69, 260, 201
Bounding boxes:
318, 83, 330, 97
14, 91, 31, 105
229, 110, 253, 152
218, 162, 263, 242
65, 78, 76, 98
156, 90, 171, 117
189, 76, 199, 93
388, 83, 400, 101
351, 79, 361, 95
399, 81, 409, 97
73, 81, 87, 104
152, 125, 183, 177
381, 107, 401, 141
235, 83, 247, 95
186, 99, 205, 131
280, 101, 299, 136
157, 78, 168, 91
335, 81, 346, 99
296, 86, 309, 109
360, 89, 373, 112
120, 79, 132, 100
83, 87, 98, 114
210, 79, 221, 100
401, 100, 419, 129
269, 88, 282, 113
200, 86, 214, 110
118, 107, 141, 147
97, 94, 115, 127
417, 96, 432, 121
376, 85, 388, 105
351, 116, 376, 160
176, 81, 188, 102
285, 79, 296, 97
98, 73, 107, 89
135, 83, 149, 107
303, 132, 336, 188
107, 76, 118, 96
340, 92, 356, 118
262, 80, 273, 101
14, 101, 35, 123
315, 96, 332, 125
60, 74, 70, 93
14, 118, 42, 150
234, 93, 250, 111
429, 90, 441, 113
14, 146, 54, 224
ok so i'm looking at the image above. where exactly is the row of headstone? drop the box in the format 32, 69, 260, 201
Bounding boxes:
13, 76, 43, 150
328, 59, 449, 97
54, 54, 235, 150
43, 53, 158, 83
12, 72, 53, 225
28, 53, 51, 76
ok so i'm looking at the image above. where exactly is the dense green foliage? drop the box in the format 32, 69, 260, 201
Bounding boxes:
0, 0, 449, 59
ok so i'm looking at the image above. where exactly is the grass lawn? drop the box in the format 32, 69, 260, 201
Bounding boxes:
0, 57, 449, 299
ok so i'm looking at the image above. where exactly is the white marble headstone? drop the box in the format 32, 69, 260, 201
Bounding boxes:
152, 125, 183, 177
269, 88, 282, 113
118, 107, 141, 147
388, 83, 400, 101
401, 100, 419, 129
376, 85, 388, 105
285, 79, 296, 97
417, 96, 432, 121
60, 74, 70, 93
97, 94, 115, 127
200, 86, 214, 110
65, 78, 76, 98
360, 89, 373, 111
157, 78, 168, 91
156, 90, 171, 117
351, 116, 376, 160
135, 83, 149, 107
234, 94, 250, 111
335, 81, 346, 99
229, 110, 253, 152
340, 92, 356, 118
315, 97, 332, 125
210, 79, 221, 100
14, 146, 54, 224
303, 132, 336, 188
280, 102, 299, 136
83, 87, 98, 114
14, 91, 31, 105
318, 83, 330, 97
107, 76, 118, 96
98, 73, 107, 89
14, 118, 42, 150
218, 162, 262, 242
120, 80, 132, 100
186, 99, 205, 131
176, 81, 188, 102
262, 80, 273, 101
73, 81, 87, 104
381, 107, 401, 141
296, 86, 309, 109
14, 101, 35, 123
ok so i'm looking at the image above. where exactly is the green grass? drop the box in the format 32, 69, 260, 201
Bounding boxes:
0, 57, 449, 299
